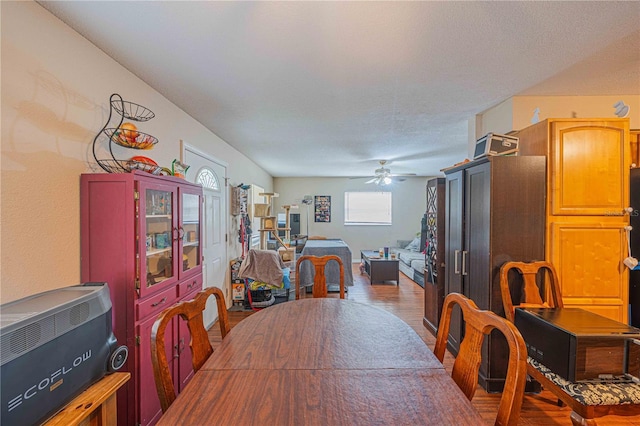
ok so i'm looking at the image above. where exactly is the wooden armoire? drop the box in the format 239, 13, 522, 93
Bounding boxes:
443, 155, 546, 391
514, 118, 631, 323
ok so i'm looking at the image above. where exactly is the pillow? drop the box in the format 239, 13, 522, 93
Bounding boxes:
404, 237, 421, 252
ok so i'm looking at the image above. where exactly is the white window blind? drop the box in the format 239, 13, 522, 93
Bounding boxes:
344, 192, 392, 225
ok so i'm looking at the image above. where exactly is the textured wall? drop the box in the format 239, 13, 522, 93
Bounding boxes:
274, 176, 430, 259
1, 2, 272, 303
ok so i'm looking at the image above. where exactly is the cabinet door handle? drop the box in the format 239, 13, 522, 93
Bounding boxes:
461, 251, 468, 276
172, 227, 179, 241
187, 281, 197, 290
151, 297, 167, 307
178, 227, 185, 239
454, 250, 460, 275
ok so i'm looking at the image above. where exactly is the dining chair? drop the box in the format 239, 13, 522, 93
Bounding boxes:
295, 254, 345, 299
150, 287, 230, 412
434, 292, 528, 426
498, 261, 640, 423
499, 261, 563, 322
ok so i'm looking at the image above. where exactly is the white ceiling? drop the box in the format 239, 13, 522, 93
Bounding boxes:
38, 1, 640, 178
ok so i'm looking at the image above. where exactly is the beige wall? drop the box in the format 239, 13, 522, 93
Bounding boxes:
478, 95, 640, 136
511, 95, 640, 131
476, 98, 514, 138
1, 2, 273, 303
274, 177, 430, 258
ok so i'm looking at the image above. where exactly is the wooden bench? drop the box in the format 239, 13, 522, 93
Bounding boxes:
44, 372, 130, 426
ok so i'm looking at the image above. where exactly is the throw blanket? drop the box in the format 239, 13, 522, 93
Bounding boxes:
299, 240, 354, 287
238, 249, 285, 287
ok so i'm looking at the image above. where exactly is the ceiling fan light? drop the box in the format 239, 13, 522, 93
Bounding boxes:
383, 176, 392, 185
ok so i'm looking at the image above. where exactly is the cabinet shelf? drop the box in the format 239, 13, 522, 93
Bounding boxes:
183, 241, 199, 247
147, 247, 171, 256
146, 214, 172, 219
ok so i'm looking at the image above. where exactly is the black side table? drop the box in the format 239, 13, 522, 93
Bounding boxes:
360, 250, 399, 285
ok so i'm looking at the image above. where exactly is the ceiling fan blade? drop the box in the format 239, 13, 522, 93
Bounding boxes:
364, 177, 378, 184
390, 173, 417, 177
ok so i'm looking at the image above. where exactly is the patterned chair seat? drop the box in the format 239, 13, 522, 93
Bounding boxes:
528, 357, 640, 406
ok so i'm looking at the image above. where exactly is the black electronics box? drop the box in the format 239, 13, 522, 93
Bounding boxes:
0, 283, 128, 425
473, 133, 519, 159
514, 307, 640, 382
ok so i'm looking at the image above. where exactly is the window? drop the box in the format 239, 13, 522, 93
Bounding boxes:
344, 192, 392, 225
195, 167, 220, 191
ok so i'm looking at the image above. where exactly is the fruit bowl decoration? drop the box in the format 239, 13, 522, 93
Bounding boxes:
110, 99, 155, 122
93, 94, 161, 174
125, 156, 162, 175
105, 122, 158, 150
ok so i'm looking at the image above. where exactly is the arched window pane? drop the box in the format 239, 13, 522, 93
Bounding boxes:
196, 167, 220, 191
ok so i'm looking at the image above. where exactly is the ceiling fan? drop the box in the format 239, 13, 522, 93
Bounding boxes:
356, 160, 416, 185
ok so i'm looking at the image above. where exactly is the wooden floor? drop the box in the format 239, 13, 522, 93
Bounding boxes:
208, 265, 640, 425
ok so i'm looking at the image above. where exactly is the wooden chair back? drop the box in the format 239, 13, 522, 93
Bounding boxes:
307, 235, 327, 240
151, 287, 230, 412
434, 293, 527, 426
295, 255, 345, 299
499, 261, 563, 322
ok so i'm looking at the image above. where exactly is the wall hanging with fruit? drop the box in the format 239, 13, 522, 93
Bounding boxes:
92, 93, 169, 175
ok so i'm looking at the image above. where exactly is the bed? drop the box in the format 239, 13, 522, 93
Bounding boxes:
299, 239, 354, 292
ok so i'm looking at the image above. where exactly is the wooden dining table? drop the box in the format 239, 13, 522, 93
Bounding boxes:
157, 298, 484, 425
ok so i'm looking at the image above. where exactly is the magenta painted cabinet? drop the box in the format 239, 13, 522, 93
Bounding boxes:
81, 171, 203, 425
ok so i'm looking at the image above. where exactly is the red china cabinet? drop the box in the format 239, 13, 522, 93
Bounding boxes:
81, 171, 203, 425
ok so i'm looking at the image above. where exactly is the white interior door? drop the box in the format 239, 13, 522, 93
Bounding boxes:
183, 143, 228, 328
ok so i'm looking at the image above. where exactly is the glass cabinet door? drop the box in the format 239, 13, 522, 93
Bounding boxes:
143, 186, 176, 293
180, 190, 201, 275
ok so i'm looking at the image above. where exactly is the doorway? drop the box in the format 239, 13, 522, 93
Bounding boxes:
182, 143, 228, 328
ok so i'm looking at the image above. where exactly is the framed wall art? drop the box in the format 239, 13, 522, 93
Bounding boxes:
314, 195, 331, 222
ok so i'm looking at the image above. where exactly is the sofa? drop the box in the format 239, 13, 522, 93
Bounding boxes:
391, 238, 426, 288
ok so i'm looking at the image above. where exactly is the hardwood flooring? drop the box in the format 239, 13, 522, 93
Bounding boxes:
208, 265, 640, 425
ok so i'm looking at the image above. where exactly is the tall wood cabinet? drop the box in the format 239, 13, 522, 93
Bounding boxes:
444, 156, 546, 391
630, 168, 640, 327
630, 130, 639, 167
514, 118, 631, 322
81, 171, 203, 426
423, 177, 445, 336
